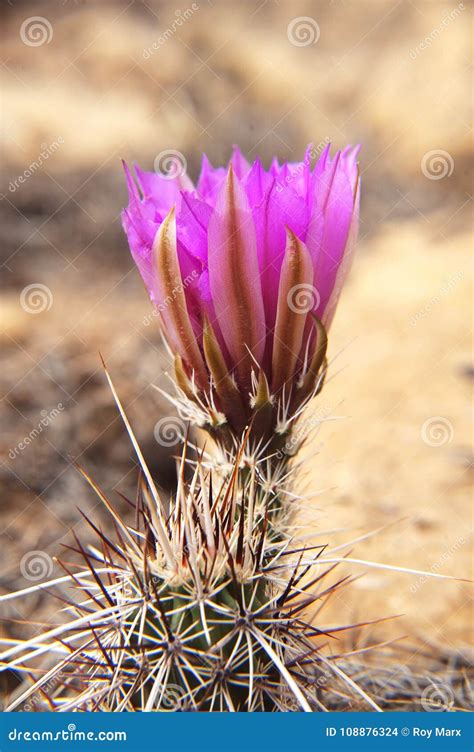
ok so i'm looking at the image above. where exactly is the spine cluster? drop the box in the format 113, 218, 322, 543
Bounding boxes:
1, 355, 381, 712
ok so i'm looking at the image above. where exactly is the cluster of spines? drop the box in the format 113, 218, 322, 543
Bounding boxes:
4, 362, 434, 713
1, 444, 378, 712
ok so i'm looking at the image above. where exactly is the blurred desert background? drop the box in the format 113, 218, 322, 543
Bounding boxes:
1, 0, 472, 702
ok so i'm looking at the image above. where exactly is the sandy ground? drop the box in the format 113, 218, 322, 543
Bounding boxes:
1, 0, 472, 684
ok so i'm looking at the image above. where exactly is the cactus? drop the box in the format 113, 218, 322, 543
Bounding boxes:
1, 145, 367, 713
1, 357, 461, 712
3, 146, 460, 713
2, 360, 384, 712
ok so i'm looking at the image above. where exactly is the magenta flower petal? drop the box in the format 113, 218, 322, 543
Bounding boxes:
322, 174, 360, 327
271, 229, 314, 393
153, 207, 208, 386
255, 183, 309, 336
306, 149, 357, 323
229, 145, 251, 180
208, 166, 266, 387
134, 164, 191, 213
196, 154, 226, 202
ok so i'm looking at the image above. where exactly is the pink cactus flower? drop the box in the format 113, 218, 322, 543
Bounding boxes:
122, 145, 360, 437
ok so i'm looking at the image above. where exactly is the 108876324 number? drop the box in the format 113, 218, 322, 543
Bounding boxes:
326, 727, 399, 736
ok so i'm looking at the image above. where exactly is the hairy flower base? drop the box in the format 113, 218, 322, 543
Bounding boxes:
168, 314, 328, 452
